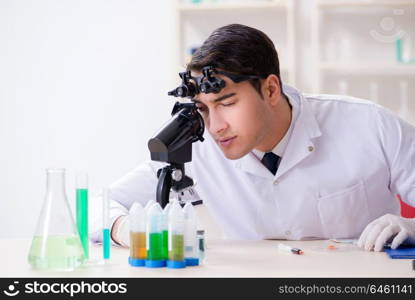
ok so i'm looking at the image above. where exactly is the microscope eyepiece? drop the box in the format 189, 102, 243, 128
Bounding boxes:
167, 66, 262, 98
168, 84, 198, 98
199, 78, 225, 94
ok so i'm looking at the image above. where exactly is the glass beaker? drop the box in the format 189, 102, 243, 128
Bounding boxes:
396, 33, 415, 64
28, 168, 85, 271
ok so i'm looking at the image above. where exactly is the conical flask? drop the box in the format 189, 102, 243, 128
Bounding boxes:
28, 168, 85, 271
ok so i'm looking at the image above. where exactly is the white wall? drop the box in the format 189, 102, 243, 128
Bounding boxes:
0, 0, 176, 238
1, 0, 414, 238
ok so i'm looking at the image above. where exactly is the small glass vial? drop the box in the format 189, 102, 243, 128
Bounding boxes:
183, 203, 199, 266
197, 230, 206, 264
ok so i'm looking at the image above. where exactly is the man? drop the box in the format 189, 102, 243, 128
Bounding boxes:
90, 24, 415, 252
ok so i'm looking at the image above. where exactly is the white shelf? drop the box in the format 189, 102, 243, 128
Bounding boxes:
317, 0, 415, 8
179, 0, 289, 12
319, 62, 415, 75
311, 0, 415, 93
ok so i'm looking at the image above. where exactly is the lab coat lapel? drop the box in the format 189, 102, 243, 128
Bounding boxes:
275, 95, 322, 179
234, 152, 274, 179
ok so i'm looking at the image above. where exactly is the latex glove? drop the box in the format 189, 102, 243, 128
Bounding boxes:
112, 216, 130, 247
357, 214, 415, 252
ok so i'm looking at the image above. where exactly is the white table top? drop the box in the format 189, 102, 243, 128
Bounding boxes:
1, 238, 413, 277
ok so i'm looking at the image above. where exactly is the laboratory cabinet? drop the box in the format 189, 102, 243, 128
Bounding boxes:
312, 0, 415, 124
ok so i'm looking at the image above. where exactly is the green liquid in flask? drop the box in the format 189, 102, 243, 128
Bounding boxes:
28, 235, 85, 271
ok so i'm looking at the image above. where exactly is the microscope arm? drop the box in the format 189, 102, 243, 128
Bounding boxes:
156, 166, 172, 209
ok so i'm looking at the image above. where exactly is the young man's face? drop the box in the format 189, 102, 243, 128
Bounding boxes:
192, 75, 276, 160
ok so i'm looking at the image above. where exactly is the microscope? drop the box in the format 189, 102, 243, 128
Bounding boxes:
147, 70, 202, 209
148, 66, 262, 208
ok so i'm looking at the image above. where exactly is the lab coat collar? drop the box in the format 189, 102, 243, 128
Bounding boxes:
234, 84, 322, 179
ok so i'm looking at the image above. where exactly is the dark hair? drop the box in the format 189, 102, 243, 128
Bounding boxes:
187, 24, 282, 96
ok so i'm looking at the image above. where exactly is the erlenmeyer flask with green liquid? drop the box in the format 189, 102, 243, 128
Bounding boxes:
28, 168, 85, 271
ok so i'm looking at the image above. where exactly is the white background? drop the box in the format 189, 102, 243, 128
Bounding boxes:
0, 0, 176, 238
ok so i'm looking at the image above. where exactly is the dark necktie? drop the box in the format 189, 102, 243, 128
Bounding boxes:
261, 152, 281, 175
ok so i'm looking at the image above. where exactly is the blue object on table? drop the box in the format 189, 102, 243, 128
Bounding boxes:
385, 246, 415, 259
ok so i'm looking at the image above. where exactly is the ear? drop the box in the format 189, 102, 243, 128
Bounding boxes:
263, 74, 281, 105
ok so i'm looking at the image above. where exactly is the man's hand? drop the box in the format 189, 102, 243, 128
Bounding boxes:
111, 215, 130, 247
357, 214, 415, 252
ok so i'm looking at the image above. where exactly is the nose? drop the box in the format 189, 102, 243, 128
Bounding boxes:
206, 110, 228, 135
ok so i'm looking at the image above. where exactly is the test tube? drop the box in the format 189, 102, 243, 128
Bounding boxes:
162, 203, 171, 261
183, 203, 199, 266
129, 202, 146, 267
102, 188, 110, 260
197, 230, 206, 264
167, 200, 186, 269
145, 203, 165, 268
76, 172, 89, 259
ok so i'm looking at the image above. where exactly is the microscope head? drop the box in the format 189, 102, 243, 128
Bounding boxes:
148, 102, 204, 164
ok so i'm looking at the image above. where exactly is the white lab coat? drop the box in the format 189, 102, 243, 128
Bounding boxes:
90, 85, 415, 242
